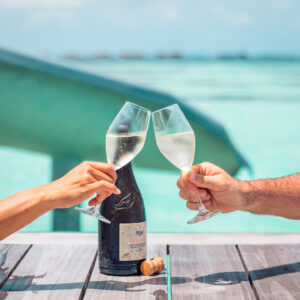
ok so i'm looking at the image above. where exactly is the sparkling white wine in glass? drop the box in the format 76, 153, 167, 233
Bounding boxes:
106, 133, 146, 170
155, 131, 195, 172
152, 104, 222, 224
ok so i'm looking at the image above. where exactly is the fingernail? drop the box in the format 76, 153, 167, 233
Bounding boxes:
116, 188, 121, 194
188, 172, 196, 181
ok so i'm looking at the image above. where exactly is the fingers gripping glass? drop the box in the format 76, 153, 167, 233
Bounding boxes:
76, 102, 151, 223
152, 104, 222, 224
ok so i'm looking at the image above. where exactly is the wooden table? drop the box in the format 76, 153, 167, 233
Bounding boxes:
1, 233, 300, 299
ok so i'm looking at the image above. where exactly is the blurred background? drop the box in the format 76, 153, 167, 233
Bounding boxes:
0, 0, 300, 233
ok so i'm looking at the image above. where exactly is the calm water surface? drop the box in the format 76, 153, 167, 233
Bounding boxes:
1, 60, 300, 233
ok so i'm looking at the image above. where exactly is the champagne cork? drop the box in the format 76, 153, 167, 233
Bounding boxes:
140, 257, 165, 276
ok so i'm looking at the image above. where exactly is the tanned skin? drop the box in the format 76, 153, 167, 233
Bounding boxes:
177, 162, 300, 220
0, 162, 119, 240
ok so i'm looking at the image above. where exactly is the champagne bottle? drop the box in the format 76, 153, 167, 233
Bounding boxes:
98, 162, 147, 275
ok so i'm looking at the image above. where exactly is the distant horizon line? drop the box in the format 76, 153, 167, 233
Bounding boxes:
3, 47, 300, 62
55, 52, 300, 61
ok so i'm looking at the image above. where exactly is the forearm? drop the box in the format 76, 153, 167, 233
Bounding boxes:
0, 185, 54, 240
240, 173, 300, 219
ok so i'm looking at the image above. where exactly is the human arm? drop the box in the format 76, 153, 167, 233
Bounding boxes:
0, 161, 119, 240
177, 162, 300, 220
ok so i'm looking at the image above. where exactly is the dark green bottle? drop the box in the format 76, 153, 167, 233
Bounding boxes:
98, 162, 147, 275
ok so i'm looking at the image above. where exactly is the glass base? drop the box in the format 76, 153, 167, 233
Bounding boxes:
75, 206, 111, 224
187, 209, 222, 224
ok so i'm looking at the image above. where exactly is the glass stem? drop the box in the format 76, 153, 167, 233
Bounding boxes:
92, 205, 99, 212
195, 193, 210, 213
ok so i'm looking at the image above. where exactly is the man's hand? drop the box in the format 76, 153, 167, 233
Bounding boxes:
177, 162, 245, 213
46, 161, 119, 208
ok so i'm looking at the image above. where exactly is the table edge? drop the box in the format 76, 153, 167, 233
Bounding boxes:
1, 233, 300, 245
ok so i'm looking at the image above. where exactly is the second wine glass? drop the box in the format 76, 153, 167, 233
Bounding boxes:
152, 104, 222, 224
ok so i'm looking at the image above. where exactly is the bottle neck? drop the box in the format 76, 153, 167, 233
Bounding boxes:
115, 162, 139, 192
114, 162, 142, 211
116, 162, 134, 179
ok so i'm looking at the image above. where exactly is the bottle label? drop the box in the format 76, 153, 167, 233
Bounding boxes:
119, 222, 147, 261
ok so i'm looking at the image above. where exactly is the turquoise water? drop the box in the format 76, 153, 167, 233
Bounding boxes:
1, 60, 300, 233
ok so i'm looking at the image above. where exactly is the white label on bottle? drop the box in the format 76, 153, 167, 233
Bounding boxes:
119, 222, 147, 261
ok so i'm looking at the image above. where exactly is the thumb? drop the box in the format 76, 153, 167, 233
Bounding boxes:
187, 171, 218, 189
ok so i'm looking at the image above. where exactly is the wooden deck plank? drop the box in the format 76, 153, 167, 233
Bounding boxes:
83, 244, 167, 299
0, 245, 31, 288
1, 244, 97, 299
170, 245, 255, 300
238, 244, 300, 300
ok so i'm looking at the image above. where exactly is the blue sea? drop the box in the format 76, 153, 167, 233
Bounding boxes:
1, 60, 300, 233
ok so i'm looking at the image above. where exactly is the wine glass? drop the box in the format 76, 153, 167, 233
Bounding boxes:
76, 102, 150, 223
152, 104, 222, 224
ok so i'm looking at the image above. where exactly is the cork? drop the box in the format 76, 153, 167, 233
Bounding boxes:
140, 257, 165, 276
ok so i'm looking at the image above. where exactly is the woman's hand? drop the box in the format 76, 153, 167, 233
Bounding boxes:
46, 161, 119, 209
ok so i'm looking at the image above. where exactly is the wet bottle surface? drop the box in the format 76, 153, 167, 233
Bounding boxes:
98, 162, 147, 275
